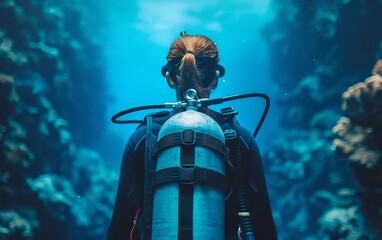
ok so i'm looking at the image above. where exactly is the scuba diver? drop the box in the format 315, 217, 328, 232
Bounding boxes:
107, 32, 278, 240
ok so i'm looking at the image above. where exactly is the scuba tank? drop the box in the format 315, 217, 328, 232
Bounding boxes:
151, 89, 227, 239
112, 89, 270, 240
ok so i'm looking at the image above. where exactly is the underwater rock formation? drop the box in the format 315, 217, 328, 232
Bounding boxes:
331, 62, 382, 240
262, 1, 382, 239
264, 112, 358, 239
0, 1, 117, 240
319, 193, 378, 240
0, 0, 109, 149
333, 60, 382, 193
0, 211, 33, 240
262, 0, 382, 129
27, 174, 78, 222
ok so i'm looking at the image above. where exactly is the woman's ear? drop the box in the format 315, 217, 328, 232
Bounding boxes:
166, 71, 176, 88
209, 79, 218, 90
208, 70, 220, 90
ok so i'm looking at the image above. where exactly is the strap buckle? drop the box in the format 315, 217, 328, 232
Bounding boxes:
181, 129, 196, 145
179, 165, 197, 184
221, 107, 238, 117
224, 129, 237, 140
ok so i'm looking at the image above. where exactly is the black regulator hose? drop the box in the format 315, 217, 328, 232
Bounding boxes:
111, 92, 270, 139
111, 104, 167, 124
199, 93, 270, 138
227, 117, 256, 240
235, 140, 255, 240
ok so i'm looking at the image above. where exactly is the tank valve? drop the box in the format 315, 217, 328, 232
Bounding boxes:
184, 89, 198, 110
184, 89, 198, 100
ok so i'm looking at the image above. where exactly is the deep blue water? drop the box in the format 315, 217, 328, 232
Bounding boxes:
3, 1, 382, 239
104, 0, 283, 165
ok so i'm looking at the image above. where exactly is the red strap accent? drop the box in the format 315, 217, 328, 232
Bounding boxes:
130, 209, 140, 240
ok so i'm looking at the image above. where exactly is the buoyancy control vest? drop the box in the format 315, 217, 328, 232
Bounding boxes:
112, 89, 270, 240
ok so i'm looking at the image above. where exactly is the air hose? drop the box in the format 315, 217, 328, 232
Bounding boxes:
222, 107, 256, 240
112, 104, 168, 124
111, 92, 270, 140
233, 130, 255, 240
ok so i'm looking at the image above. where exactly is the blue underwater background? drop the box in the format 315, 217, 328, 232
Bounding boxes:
1, 0, 382, 239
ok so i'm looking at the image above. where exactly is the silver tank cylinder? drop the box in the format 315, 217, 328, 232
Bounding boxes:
152, 109, 225, 239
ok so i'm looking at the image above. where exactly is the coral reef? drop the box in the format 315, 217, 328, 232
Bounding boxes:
0, 211, 33, 240
333, 117, 380, 169
262, 1, 382, 239
318, 187, 382, 239
333, 61, 382, 194
0, 0, 109, 149
264, 113, 357, 239
333, 60, 382, 199
0, 1, 117, 240
372, 59, 382, 76
262, 0, 382, 129
27, 174, 78, 222
320, 206, 371, 239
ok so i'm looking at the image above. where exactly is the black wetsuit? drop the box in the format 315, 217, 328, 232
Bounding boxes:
108, 110, 277, 240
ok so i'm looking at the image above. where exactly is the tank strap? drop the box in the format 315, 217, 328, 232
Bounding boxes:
142, 114, 157, 239
178, 129, 195, 240
138, 110, 171, 129
152, 130, 229, 160
150, 166, 226, 190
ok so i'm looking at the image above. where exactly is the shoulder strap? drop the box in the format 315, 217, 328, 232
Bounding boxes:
142, 114, 155, 239
141, 110, 172, 239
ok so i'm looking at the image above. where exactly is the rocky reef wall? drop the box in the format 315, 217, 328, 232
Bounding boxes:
0, 1, 116, 239
262, 0, 382, 239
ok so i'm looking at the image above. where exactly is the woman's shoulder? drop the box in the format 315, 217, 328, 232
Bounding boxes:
127, 111, 174, 148
236, 124, 258, 151
126, 126, 147, 153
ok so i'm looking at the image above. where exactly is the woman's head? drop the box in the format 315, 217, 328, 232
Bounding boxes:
162, 32, 224, 100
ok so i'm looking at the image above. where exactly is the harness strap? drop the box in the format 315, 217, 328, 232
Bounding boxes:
150, 166, 226, 190
143, 115, 156, 239
177, 129, 195, 240
152, 130, 229, 160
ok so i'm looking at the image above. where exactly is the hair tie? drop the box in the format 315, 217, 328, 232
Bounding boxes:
185, 50, 195, 56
